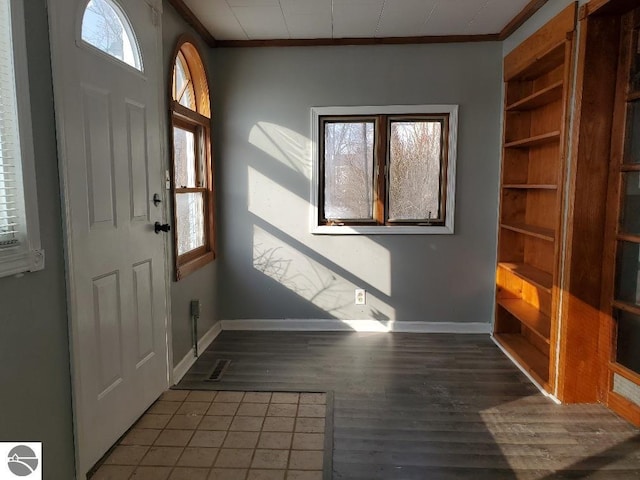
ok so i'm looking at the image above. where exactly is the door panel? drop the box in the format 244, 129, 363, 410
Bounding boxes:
133, 260, 154, 362
126, 102, 150, 222
82, 85, 116, 227
93, 271, 123, 395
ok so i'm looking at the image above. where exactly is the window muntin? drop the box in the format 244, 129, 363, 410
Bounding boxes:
0, 0, 43, 278
170, 38, 214, 280
315, 109, 455, 233
81, 0, 143, 71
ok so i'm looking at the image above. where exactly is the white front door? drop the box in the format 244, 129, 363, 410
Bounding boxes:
47, 0, 169, 476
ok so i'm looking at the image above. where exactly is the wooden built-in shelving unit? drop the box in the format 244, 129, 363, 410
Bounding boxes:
493, 0, 640, 418
494, 4, 577, 393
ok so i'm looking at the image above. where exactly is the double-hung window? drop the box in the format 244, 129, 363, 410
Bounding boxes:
0, 0, 43, 278
170, 38, 215, 280
312, 105, 458, 234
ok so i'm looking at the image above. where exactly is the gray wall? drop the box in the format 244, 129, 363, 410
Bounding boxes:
0, 0, 75, 479
213, 43, 503, 325
163, 2, 219, 367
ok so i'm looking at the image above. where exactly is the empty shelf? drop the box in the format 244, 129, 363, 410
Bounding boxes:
497, 298, 551, 342
498, 262, 553, 292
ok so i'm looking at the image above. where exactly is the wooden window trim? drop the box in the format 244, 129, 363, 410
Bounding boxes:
170, 36, 216, 281
318, 113, 450, 228
172, 100, 210, 125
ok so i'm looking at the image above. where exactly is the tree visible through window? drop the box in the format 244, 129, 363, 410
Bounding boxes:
170, 38, 215, 280
81, 0, 142, 71
388, 120, 444, 221
323, 121, 375, 220
312, 105, 458, 234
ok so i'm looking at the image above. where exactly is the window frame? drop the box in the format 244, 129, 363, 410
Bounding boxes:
0, 0, 44, 279
311, 105, 458, 235
169, 36, 215, 280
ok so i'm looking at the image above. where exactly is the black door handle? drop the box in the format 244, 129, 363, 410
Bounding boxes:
154, 222, 171, 234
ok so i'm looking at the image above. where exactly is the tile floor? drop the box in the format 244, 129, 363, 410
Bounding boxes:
90, 390, 328, 480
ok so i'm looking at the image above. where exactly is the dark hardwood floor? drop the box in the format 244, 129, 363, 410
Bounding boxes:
178, 331, 640, 479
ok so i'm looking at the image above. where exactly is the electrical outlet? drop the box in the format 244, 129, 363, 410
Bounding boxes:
355, 289, 366, 305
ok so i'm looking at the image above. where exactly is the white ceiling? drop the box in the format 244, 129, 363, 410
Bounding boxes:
182, 0, 532, 41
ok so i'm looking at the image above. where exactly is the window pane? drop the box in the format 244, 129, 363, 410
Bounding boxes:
631, 29, 640, 93
0, 163, 19, 248
81, 0, 142, 71
625, 101, 640, 164
176, 192, 205, 256
616, 309, 640, 375
621, 172, 640, 235
388, 120, 443, 221
173, 127, 197, 188
174, 52, 196, 111
323, 121, 374, 220
615, 241, 640, 308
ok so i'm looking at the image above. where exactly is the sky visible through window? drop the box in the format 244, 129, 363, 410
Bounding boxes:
81, 0, 141, 70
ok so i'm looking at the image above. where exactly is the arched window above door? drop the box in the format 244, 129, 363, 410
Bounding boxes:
81, 0, 143, 71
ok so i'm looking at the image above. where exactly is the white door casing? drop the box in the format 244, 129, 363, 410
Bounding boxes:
47, 0, 170, 477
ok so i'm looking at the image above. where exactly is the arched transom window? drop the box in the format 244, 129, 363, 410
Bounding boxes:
170, 38, 215, 280
81, 0, 143, 71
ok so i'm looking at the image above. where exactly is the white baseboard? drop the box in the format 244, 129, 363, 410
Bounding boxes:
172, 322, 222, 385
220, 319, 491, 334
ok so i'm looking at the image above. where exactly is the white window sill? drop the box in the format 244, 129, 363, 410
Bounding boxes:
0, 248, 45, 279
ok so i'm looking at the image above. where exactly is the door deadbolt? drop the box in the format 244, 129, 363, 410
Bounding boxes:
154, 222, 171, 234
